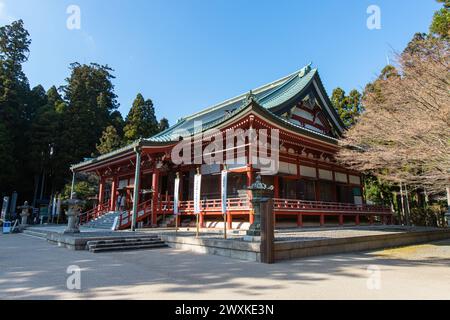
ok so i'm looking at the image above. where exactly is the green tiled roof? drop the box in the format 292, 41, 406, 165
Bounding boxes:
72, 64, 344, 170
148, 64, 343, 143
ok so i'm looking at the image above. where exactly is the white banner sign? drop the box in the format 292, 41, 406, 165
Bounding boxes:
221, 170, 227, 214
193, 173, 202, 215
173, 176, 180, 215
1, 196, 9, 220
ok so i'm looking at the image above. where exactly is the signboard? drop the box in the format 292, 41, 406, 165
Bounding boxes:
193, 173, 202, 215
221, 170, 228, 214
173, 176, 180, 215
1, 197, 9, 220
39, 207, 49, 217
52, 196, 57, 216
10, 192, 17, 216
56, 196, 61, 217
2, 221, 11, 234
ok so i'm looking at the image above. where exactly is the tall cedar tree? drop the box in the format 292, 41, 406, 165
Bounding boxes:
61, 63, 118, 165
123, 93, 159, 142
96, 125, 122, 155
0, 20, 32, 195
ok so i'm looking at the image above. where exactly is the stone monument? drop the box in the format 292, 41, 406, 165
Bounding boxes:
63, 193, 85, 234
246, 175, 274, 238
17, 201, 32, 228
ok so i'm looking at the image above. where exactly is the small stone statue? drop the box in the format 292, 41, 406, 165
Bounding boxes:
17, 201, 32, 226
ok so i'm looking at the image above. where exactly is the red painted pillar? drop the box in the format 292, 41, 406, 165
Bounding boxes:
320, 214, 325, 226
297, 214, 303, 227
110, 177, 118, 211
151, 170, 160, 226
274, 176, 280, 198
98, 177, 105, 214
355, 214, 360, 226
369, 215, 374, 225
199, 212, 204, 228
247, 165, 254, 225
227, 213, 232, 229
339, 214, 344, 226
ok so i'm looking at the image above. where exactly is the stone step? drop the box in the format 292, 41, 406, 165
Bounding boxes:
87, 236, 160, 245
88, 239, 165, 249
87, 236, 167, 253
89, 242, 168, 253
23, 229, 48, 238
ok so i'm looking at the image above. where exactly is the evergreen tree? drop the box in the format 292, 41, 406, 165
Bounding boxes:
0, 20, 32, 196
430, 0, 450, 38
158, 117, 169, 132
96, 125, 122, 155
331, 87, 362, 127
61, 62, 119, 163
123, 93, 158, 142
109, 110, 125, 137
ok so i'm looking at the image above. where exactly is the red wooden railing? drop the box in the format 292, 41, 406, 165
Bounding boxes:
118, 199, 153, 229
178, 197, 249, 214
273, 198, 391, 215
114, 196, 391, 229
79, 201, 110, 224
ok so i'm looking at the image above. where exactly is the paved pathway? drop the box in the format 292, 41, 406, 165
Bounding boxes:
0, 232, 449, 299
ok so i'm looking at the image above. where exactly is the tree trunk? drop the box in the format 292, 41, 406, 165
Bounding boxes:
399, 182, 406, 225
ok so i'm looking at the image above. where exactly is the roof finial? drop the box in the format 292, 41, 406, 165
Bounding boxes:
298, 63, 312, 77
242, 90, 259, 107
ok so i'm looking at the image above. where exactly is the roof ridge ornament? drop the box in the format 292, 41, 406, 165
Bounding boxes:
298, 62, 312, 77
242, 90, 259, 107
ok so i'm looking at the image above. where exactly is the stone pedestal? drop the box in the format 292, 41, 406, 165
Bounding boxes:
63, 193, 85, 234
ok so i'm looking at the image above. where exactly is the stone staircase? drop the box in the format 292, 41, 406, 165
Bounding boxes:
86, 235, 167, 253
83, 211, 122, 230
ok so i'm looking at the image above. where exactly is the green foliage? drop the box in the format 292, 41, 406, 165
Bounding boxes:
363, 175, 394, 206
61, 174, 99, 210
158, 117, 169, 132
60, 62, 119, 161
430, 0, 450, 38
0, 20, 172, 205
96, 125, 122, 155
123, 93, 159, 142
331, 87, 362, 127
0, 20, 32, 196
0, 122, 14, 188
410, 205, 446, 227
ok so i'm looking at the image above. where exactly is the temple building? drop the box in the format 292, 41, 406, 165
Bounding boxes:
71, 64, 391, 230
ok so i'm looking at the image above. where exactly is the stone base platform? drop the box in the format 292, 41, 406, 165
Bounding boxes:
23, 225, 450, 263
23, 225, 161, 250
161, 226, 450, 262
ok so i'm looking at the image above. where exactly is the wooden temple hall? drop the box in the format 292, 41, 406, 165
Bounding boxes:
71, 64, 392, 230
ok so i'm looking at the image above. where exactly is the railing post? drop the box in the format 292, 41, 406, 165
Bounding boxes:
297, 214, 303, 227
320, 214, 325, 227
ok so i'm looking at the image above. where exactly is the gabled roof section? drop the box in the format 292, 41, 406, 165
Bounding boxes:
149, 64, 344, 143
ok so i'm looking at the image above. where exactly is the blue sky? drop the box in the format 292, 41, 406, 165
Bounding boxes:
0, 0, 441, 125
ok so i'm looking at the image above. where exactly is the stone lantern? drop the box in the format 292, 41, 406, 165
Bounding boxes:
63, 193, 86, 234
246, 175, 274, 237
17, 201, 32, 227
